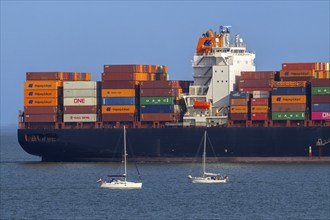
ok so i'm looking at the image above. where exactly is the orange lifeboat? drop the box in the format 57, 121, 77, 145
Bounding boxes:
193, 101, 210, 109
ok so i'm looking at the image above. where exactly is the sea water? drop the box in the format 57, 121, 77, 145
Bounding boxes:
1, 130, 329, 220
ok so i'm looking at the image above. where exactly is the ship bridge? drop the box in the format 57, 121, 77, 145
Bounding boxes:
183, 25, 256, 126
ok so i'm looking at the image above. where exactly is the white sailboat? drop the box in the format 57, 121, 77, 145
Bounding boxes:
187, 130, 228, 183
97, 126, 142, 189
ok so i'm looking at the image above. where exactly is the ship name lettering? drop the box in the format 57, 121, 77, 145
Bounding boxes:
322, 112, 330, 118
74, 98, 85, 103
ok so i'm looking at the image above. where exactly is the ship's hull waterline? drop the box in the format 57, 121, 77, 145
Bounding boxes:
17, 127, 330, 162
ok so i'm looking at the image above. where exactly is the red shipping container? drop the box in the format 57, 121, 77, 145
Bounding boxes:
101, 113, 135, 122
281, 77, 312, 82
240, 71, 277, 80
140, 80, 180, 89
239, 79, 272, 88
311, 112, 330, 120
282, 62, 320, 71
251, 98, 269, 106
26, 72, 63, 80
311, 95, 330, 103
104, 64, 142, 73
271, 103, 306, 112
24, 114, 58, 122
229, 113, 248, 121
230, 98, 248, 106
64, 106, 97, 114
24, 106, 58, 114
101, 81, 137, 89
251, 113, 268, 121
310, 79, 330, 87
140, 88, 176, 97
140, 113, 176, 121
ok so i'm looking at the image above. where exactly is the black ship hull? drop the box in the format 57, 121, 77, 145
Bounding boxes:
17, 127, 330, 161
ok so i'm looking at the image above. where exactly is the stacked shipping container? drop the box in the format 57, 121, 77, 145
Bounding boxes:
238, 71, 276, 92
63, 81, 98, 122
238, 71, 273, 121
101, 64, 168, 122
24, 72, 91, 123
22, 62, 329, 127
229, 91, 249, 120
310, 79, 330, 121
24, 80, 61, 122
251, 97, 269, 121
271, 82, 307, 120
102, 65, 138, 122
280, 62, 321, 82
139, 80, 181, 122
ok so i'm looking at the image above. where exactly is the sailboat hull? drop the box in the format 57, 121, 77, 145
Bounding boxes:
100, 181, 142, 189
187, 175, 228, 183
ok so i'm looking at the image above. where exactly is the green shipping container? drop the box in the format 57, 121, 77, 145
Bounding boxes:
140, 96, 175, 105
272, 112, 305, 120
312, 87, 330, 95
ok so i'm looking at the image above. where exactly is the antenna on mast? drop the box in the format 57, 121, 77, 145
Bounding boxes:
220, 25, 231, 47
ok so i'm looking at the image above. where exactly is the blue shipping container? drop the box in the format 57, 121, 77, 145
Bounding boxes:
230, 91, 249, 99
272, 87, 306, 95
140, 105, 175, 113
311, 103, 330, 112
102, 97, 135, 105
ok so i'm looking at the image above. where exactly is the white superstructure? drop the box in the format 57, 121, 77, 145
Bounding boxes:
183, 26, 256, 126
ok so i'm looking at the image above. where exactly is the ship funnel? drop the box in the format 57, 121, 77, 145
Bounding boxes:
206, 29, 215, 37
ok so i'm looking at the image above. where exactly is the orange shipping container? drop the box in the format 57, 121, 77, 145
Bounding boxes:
280, 70, 314, 78
24, 98, 58, 106
230, 106, 248, 113
102, 105, 136, 114
230, 98, 248, 106
272, 95, 306, 104
251, 106, 268, 113
163, 65, 168, 73
73, 72, 79, 81
323, 62, 329, 71
102, 72, 149, 81
316, 71, 330, 79
271, 81, 307, 88
150, 73, 156, 81
102, 89, 136, 97
24, 80, 61, 90
24, 89, 58, 98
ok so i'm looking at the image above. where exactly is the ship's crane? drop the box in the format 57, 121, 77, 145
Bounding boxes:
315, 138, 330, 157
316, 138, 330, 147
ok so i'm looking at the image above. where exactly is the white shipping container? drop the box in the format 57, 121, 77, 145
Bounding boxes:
253, 91, 270, 98
64, 97, 97, 106
63, 81, 97, 90
63, 114, 97, 122
63, 89, 97, 98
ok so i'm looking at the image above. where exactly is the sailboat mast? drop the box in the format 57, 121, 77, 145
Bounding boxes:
124, 126, 127, 182
203, 130, 206, 176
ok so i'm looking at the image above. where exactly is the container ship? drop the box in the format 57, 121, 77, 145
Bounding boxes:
17, 26, 330, 161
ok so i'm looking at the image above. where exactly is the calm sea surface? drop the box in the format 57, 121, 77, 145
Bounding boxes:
1, 129, 329, 220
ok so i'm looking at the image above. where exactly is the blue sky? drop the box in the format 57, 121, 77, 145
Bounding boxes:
1, 1, 329, 126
